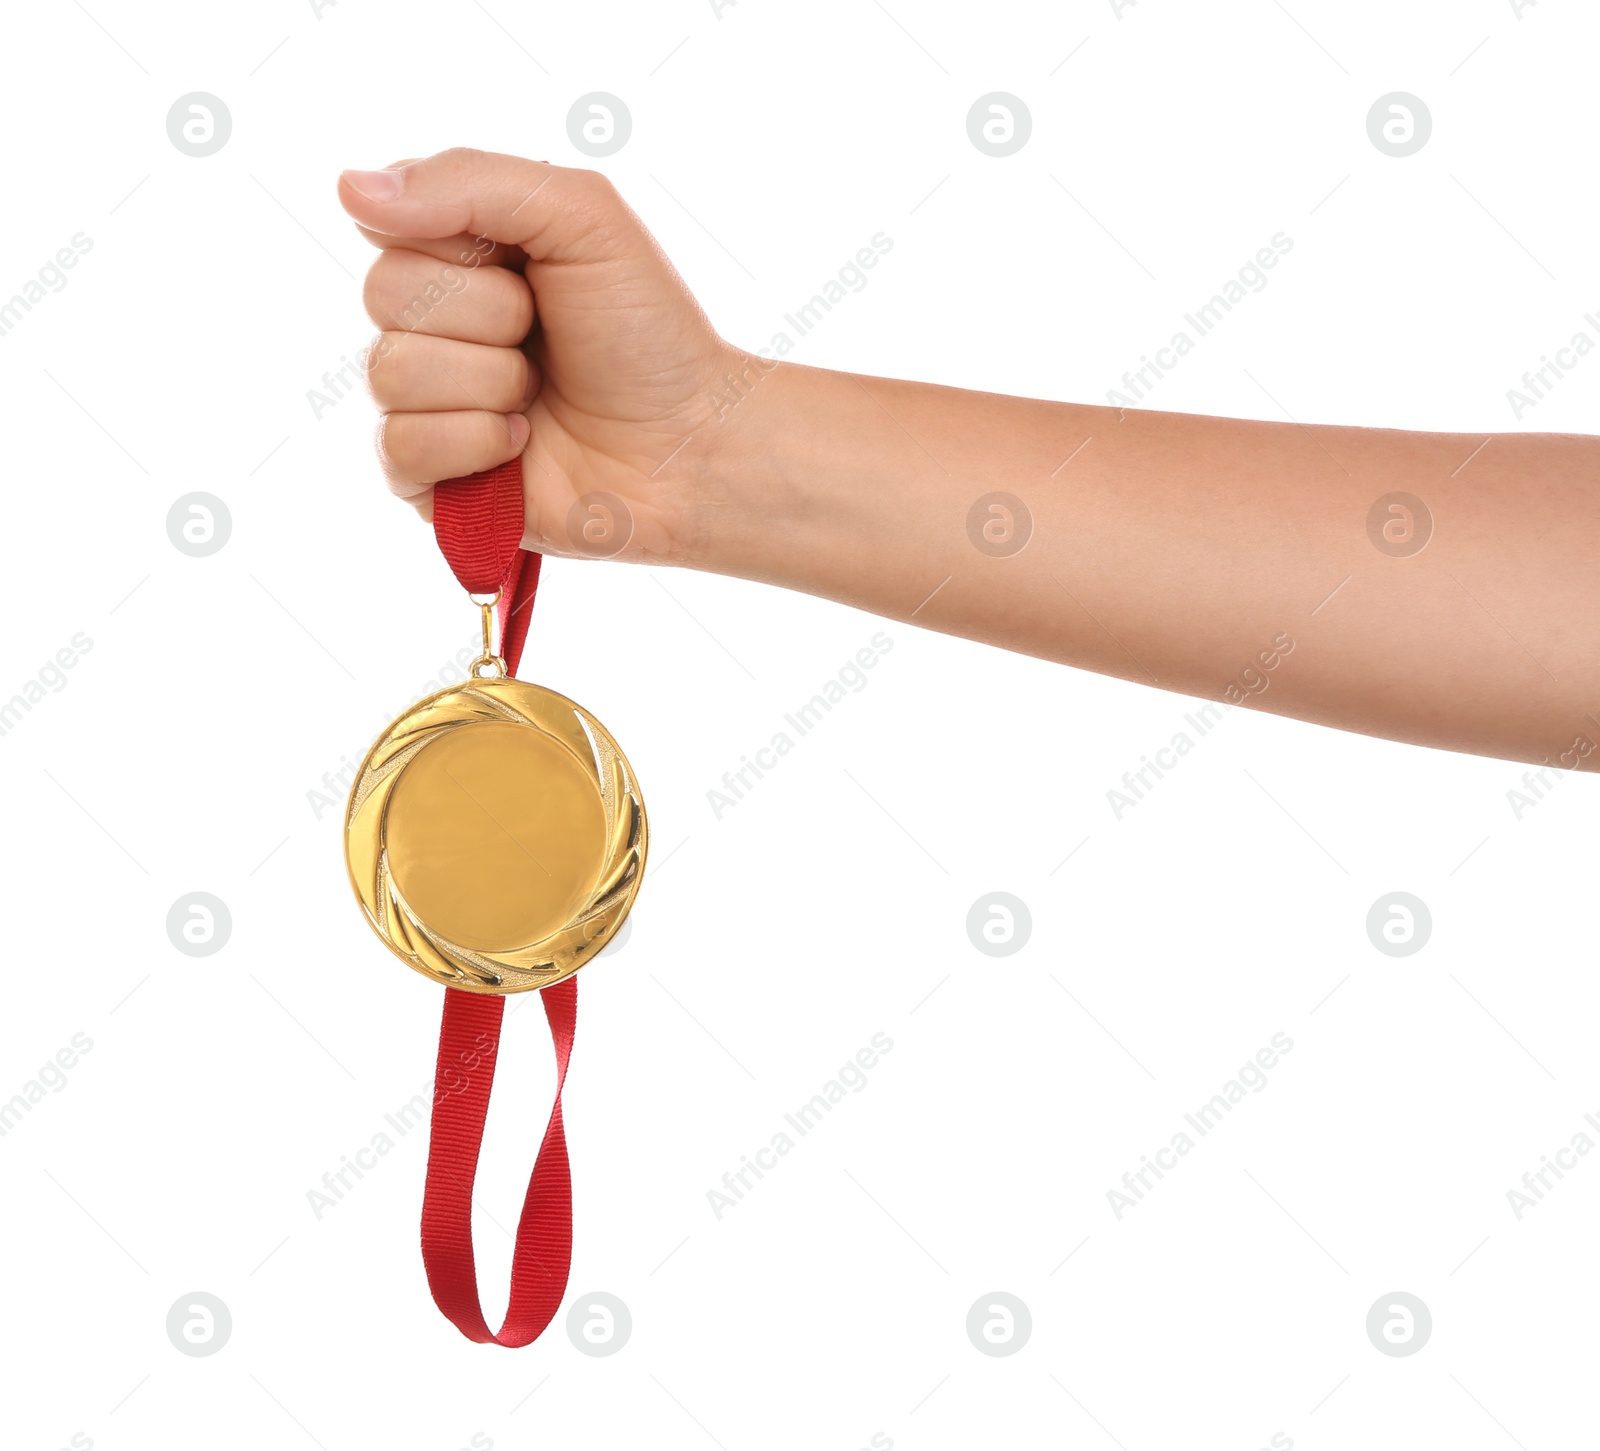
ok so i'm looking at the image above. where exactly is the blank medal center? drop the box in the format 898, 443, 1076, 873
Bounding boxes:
386, 722, 605, 951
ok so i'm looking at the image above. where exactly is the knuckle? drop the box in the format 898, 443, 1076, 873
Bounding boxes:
362, 259, 416, 328
473, 409, 512, 453
377, 411, 505, 488
562, 170, 631, 255
497, 348, 531, 403
365, 269, 419, 331
570, 167, 622, 219
377, 413, 439, 481
573, 166, 618, 199
363, 333, 408, 404
374, 412, 413, 473
500, 275, 536, 338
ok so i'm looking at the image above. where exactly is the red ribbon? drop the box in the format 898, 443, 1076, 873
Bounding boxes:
422, 456, 576, 1347
431, 457, 542, 682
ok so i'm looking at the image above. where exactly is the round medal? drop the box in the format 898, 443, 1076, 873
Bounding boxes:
344, 671, 647, 995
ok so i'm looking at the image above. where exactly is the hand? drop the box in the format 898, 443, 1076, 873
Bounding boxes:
335, 152, 1600, 773
338, 148, 747, 564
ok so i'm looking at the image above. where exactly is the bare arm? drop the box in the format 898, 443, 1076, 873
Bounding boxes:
702, 365, 1600, 769
338, 149, 1600, 772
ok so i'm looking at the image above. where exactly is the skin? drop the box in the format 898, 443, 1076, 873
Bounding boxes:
338, 148, 1600, 773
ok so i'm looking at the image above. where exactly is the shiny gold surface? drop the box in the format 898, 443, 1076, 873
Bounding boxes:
345, 677, 647, 994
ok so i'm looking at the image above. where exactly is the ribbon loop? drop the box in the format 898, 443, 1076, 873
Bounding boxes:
433, 458, 542, 681
421, 984, 576, 1346
423, 457, 571, 1348
432, 457, 524, 595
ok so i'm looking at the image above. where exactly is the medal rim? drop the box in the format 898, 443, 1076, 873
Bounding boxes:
344, 675, 647, 995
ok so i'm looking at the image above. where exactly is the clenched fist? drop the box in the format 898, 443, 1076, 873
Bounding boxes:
338, 148, 751, 564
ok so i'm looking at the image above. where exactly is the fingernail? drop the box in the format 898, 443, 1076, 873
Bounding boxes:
342, 168, 405, 202
505, 413, 530, 450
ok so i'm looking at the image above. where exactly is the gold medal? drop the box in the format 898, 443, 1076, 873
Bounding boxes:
344, 594, 647, 995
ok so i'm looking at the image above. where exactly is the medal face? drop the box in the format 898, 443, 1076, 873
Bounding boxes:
345, 677, 647, 994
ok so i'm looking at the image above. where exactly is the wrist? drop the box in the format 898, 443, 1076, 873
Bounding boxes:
679, 355, 827, 580
678, 351, 796, 572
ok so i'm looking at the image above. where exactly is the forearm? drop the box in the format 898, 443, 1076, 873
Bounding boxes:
696, 359, 1600, 770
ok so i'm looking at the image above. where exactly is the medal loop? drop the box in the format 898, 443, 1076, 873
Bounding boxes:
469, 591, 508, 678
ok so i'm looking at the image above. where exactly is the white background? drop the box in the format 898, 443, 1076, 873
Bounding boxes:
0, 1, 1596, 1448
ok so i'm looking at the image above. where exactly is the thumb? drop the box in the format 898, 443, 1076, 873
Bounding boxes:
337, 148, 617, 262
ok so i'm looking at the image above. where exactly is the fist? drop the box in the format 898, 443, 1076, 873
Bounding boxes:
339, 148, 743, 564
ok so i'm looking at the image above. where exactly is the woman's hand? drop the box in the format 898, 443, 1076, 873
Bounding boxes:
339, 147, 1600, 772
338, 147, 745, 564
